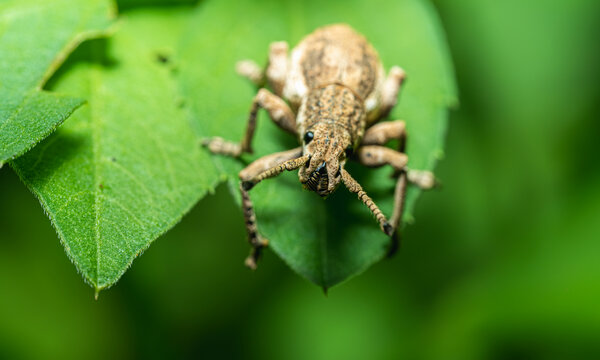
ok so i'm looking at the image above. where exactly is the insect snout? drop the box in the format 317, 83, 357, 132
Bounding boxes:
304, 161, 329, 197
315, 161, 327, 175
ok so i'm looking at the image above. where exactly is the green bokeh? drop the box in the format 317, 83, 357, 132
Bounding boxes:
1, 0, 599, 359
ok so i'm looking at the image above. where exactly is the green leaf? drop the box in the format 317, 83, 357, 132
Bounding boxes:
179, 0, 457, 288
12, 8, 220, 292
0, 0, 115, 166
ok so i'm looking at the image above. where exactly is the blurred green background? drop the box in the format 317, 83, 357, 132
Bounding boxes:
1, 0, 599, 359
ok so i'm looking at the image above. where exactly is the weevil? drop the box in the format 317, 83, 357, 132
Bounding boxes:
203, 24, 435, 269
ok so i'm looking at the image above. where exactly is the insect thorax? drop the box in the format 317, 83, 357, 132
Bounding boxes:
298, 83, 366, 146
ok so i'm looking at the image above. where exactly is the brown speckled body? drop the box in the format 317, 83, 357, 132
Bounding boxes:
290, 25, 379, 98
284, 24, 386, 195
202, 23, 430, 268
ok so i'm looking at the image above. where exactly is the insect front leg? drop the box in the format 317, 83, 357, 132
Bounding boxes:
238, 147, 307, 269
362, 120, 406, 147
358, 121, 436, 243
362, 120, 436, 189
356, 145, 408, 235
202, 88, 297, 157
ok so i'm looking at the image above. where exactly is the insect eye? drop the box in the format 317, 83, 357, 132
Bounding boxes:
303, 131, 314, 144
345, 145, 354, 157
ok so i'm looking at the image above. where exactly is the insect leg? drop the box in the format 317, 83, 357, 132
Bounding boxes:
265, 41, 289, 97
357, 145, 407, 235
356, 145, 435, 237
202, 88, 297, 157
362, 121, 435, 187
341, 168, 393, 236
362, 120, 406, 146
369, 66, 406, 125
238, 147, 303, 269
236, 60, 265, 87
240, 181, 266, 270
235, 41, 288, 94
357, 145, 408, 170
362, 120, 435, 184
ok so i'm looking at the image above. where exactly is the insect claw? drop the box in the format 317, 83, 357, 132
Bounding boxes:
259, 237, 269, 246
245, 236, 268, 270
407, 170, 436, 190
242, 180, 255, 191
386, 231, 400, 258
244, 256, 258, 270
383, 221, 394, 236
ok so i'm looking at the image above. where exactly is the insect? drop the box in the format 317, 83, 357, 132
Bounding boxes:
203, 24, 434, 269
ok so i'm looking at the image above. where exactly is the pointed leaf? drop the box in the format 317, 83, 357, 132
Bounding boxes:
0, 0, 115, 165
12, 8, 220, 291
179, 0, 457, 288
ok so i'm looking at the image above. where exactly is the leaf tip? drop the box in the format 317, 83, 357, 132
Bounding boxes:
322, 286, 329, 297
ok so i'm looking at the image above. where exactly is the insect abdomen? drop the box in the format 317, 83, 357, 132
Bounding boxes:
298, 24, 379, 100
